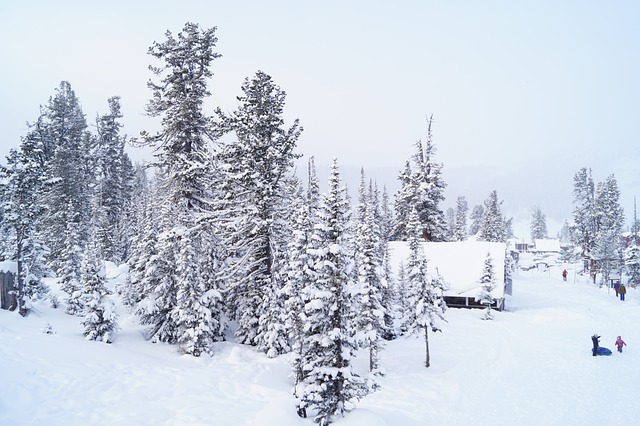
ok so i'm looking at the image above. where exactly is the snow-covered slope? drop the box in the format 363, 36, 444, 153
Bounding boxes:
1, 263, 638, 426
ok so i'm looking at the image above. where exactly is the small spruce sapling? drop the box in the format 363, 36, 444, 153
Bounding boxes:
477, 252, 497, 320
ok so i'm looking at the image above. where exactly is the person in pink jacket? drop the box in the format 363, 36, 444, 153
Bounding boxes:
615, 336, 627, 353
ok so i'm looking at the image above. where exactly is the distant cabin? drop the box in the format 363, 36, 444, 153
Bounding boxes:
0, 261, 17, 311
389, 241, 509, 311
531, 239, 561, 254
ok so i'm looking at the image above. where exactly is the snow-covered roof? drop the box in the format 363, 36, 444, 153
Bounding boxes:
532, 239, 561, 253
389, 241, 506, 299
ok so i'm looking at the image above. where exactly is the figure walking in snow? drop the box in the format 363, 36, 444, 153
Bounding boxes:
592, 334, 600, 356
615, 336, 627, 353
614, 281, 620, 297
619, 283, 627, 301
562, 269, 568, 281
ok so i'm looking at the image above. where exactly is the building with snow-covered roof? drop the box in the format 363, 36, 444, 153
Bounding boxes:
389, 241, 510, 311
531, 239, 561, 254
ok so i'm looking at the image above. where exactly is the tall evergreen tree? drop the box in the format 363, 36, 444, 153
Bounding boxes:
136, 22, 224, 354
216, 70, 302, 350
284, 178, 315, 392
411, 116, 447, 241
530, 206, 548, 240
94, 96, 135, 263
469, 204, 484, 236
593, 174, 625, 286
38, 81, 93, 273
0, 147, 50, 315
625, 199, 640, 288
391, 161, 416, 241
404, 207, 447, 368
298, 159, 365, 424
478, 191, 506, 243
571, 167, 597, 277
453, 196, 469, 241
353, 177, 386, 385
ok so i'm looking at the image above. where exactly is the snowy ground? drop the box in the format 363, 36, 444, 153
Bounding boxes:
1, 263, 638, 426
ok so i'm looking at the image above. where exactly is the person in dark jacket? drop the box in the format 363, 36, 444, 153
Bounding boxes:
614, 281, 621, 297
592, 334, 600, 356
619, 284, 627, 301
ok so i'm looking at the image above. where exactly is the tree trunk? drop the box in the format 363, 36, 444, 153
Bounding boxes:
424, 327, 430, 368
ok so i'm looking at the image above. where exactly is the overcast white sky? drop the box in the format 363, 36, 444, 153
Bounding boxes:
1, 0, 639, 236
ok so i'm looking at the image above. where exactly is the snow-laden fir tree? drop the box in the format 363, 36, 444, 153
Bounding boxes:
593, 174, 625, 286
136, 23, 226, 354
136, 226, 179, 343
411, 116, 448, 241
625, 200, 640, 288
81, 235, 118, 343
625, 240, 640, 288
94, 96, 136, 263
571, 167, 597, 276
40, 82, 94, 273
395, 259, 411, 335
453, 196, 469, 242
530, 206, 548, 240
378, 185, 397, 340
59, 204, 84, 316
215, 70, 302, 351
445, 207, 455, 242
298, 159, 366, 425
391, 160, 417, 241
404, 207, 447, 368
478, 190, 507, 243
353, 176, 387, 388
0, 146, 50, 315
174, 224, 225, 356
469, 204, 484, 236
284, 178, 317, 392
476, 252, 497, 320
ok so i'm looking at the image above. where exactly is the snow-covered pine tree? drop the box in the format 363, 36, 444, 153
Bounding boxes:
59, 203, 84, 316
174, 224, 224, 356
454, 196, 469, 242
136, 23, 225, 354
530, 206, 548, 240
469, 204, 484, 237
298, 159, 366, 424
136, 226, 179, 343
445, 207, 455, 242
215, 70, 302, 351
94, 96, 135, 263
625, 240, 640, 288
283, 178, 316, 391
395, 259, 410, 335
625, 200, 640, 288
353, 177, 386, 387
378, 185, 397, 340
478, 190, 507, 243
307, 156, 321, 216
40, 82, 94, 273
593, 174, 625, 286
411, 116, 448, 242
476, 252, 497, 320
404, 207, 447, 368
571, 167, 597, 277
0, 148, 50, 315
81, 235, 118, 343
391, 161, 416, 241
